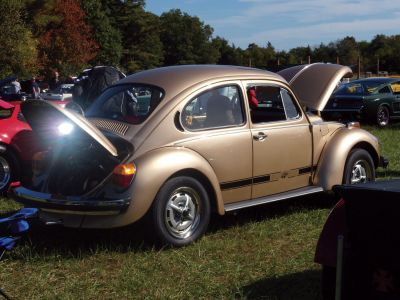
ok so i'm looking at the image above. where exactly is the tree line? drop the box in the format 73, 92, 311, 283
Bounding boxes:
1, 0, 399, 80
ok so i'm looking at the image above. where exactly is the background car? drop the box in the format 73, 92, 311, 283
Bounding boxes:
315, 181, 400, 300
11, 63, 385, 246
39, 83, 74, 107
0, 100, 38, 194
323, 77, 400, 127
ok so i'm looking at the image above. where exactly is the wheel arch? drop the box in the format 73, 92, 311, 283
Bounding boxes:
313, 128, 380, 190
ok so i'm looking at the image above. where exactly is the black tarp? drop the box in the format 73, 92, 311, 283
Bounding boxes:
73, 66, 125, 110
333, 180, 400, 300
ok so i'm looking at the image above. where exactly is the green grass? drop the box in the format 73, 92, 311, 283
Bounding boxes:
0, 124, 399, 299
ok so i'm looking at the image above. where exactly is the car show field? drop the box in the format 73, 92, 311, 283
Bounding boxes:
0, 124, 398, 299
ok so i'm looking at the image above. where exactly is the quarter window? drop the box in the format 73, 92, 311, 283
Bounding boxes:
182, 85, 244, 130
85, 84, 164, 124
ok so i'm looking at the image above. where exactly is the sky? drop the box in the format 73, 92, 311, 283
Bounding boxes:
146, 0, 400, 51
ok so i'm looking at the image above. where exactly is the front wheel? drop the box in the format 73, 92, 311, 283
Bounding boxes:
152, 176, 211, 246
343, 149, 375, 184
376, 105, 389, 127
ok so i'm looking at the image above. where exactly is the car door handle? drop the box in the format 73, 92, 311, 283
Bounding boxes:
253, 132, 267, 141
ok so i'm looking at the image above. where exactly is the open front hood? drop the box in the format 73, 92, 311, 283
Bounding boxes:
21, 100, 118, 156
278, 63, 353, 112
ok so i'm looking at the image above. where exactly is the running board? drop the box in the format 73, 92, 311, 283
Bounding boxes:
224, 186, 324, 212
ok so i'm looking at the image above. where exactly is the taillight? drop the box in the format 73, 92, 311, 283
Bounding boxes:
346, 121, 360, 129
112, 163, 136, 188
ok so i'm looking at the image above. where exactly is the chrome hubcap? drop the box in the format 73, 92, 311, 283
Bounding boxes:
0, 156, 11, 190
165, 187, 201, 239
350, 159, 371, 184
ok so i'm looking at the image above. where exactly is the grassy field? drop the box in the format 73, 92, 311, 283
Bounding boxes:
0, 123, 399, 299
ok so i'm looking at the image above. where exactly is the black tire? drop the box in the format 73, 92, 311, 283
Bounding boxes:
321, 265, 336, 300
343, 149, 375, 185
152, 176, 210, 246
376, 105, 389, 127
0, 150, 19, 196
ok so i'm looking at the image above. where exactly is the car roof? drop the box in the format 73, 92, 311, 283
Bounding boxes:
117, 65, 285, 98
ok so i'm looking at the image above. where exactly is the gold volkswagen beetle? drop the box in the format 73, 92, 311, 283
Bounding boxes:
11, 64, 386, 246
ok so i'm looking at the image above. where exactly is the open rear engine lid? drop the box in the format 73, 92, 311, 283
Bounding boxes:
21, 100, 118, 156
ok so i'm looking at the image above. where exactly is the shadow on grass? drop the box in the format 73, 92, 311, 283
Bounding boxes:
238, 269, 322, 300
4, 193, 336, 258
208, 192, 336, 234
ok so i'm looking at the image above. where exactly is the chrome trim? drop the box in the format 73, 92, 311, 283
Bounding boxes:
224, 186, 324, 212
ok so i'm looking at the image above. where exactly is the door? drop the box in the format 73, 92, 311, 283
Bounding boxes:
179, 84, 253, 204
246, 83, 313, 199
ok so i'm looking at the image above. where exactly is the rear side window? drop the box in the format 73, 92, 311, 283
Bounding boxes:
0, 108, 13, 119
181, 85, 244, 130
335, 83, 364, 95
85, 84, 164, 124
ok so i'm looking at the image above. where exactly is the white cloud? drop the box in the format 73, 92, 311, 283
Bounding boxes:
206, 0, 400, 49
238, 18, 400, 49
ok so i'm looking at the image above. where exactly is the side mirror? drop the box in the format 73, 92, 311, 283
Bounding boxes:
65, 101, 84, 116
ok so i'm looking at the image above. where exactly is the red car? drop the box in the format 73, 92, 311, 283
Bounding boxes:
0, 100, 39, 194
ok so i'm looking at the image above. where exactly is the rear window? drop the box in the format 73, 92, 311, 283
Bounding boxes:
85, 84, 164, 124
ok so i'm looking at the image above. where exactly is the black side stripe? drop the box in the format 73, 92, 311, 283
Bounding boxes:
299, 166, 317, 174
220, 166, 316, 191
220, 178, 253, 190
253, 175, 270, 185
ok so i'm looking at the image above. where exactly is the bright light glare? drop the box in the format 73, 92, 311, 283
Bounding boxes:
58, 122, 74, 135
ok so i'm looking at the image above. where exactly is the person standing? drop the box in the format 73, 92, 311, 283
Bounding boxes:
31, 77, 40, 99
48, 70, 60, 91
10, 77, 21, 94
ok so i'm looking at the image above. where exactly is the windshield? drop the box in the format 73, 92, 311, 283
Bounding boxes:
85, 84, 164, 125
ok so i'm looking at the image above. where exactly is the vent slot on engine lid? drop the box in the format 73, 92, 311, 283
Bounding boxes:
89, 118, 129, 136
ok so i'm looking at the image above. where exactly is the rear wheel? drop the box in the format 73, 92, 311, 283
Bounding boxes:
152, 176, 210, 246
343, 149, 375, 185
376, 105, 389, 127
0, 151, 19, 195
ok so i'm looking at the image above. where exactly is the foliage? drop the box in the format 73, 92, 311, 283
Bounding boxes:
102, 0, 163, 73
0, 0, 38, 78
34, 0, 99, 77
2, 2, 400, 79
160, 9, 220, 66
80, 0, 123, 67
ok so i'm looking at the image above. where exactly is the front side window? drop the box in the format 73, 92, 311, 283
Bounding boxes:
85, 84, 164, 124
247, 85, 300, 123
181, 85, 244, 130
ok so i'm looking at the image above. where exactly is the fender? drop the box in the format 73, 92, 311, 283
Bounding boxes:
313, 127, 380, 190
314, 198, 346, 267
82, 146, 224, 228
